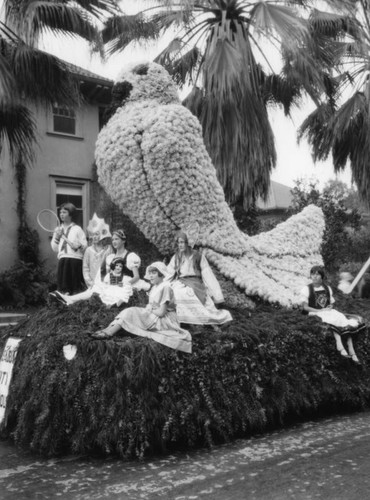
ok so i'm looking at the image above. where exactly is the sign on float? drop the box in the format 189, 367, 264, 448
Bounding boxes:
0, 337, 22, 425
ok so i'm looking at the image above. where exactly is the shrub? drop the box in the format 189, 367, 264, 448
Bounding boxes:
0, 261, 51, 309
343, 225, 370, 264
290, 179, 361, 270
231, 203, 261, 235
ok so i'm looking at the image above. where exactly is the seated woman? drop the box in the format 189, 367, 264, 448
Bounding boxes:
166, 232, 232, 326
50, 229, 148, 307
91, 262, 192, 353
301, 265, 365, 364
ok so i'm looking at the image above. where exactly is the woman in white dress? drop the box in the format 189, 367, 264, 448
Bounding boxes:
166, 232, 232, 326
91, 262, 192, 353
83, 216, 113, 288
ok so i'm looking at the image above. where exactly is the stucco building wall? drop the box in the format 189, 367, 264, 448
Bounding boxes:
0, 102, 102, 273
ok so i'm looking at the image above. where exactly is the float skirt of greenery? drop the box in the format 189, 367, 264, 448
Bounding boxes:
1, 293, 370, 459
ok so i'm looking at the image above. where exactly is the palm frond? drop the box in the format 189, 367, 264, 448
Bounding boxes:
157, 44, 202, 87
250, 1, 309, 47
0, 102, 37, 165
298, 103, 335, 162
4, 0, 119, 24
182, 85, 204, 118
151, 8, 195, 30
22, 2, 98, 43
309, 8, 361, 39
0, 39, 17, 102
154, 37, 184, 66
332, 92, 370, 201
102, 13, 161, 55
171, 46, 202, 86
203, 34, 244, 97
70, 0, 120, 19
261, 73, 302, 114
332, 91, 368, 141
281, 47, 328, 104
8, 40, 80, 106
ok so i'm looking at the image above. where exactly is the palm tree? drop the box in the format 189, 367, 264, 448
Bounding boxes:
0, 0, 118, 164
299, 2, 370, 204
101, 0, 350, 207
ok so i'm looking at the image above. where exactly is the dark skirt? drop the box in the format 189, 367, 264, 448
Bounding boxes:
57, 258, 85, 294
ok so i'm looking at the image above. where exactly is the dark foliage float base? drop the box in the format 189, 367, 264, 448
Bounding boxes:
1, 292, 370, 459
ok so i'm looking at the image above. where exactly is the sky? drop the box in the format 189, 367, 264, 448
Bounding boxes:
43, 2, 353, 190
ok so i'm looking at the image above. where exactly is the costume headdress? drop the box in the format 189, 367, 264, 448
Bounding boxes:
180, 221, 200, 248
113, 229, 126, 240
144, 261, 169, 280
87, 213, 111, 241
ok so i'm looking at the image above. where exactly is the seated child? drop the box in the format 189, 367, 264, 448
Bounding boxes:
301, 265, 365, 364
91, 261, 192, 353
104, 258, 125, 286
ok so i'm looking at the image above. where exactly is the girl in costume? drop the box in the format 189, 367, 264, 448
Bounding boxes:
83, 214, 113, 288
301, 265, 365, 364
166, 232, 232, 326
91, 262, 192, 353
51, 203, 87, 295
101, 229, 144, 286
104, 258, 125, 286
50, 229, 148, 307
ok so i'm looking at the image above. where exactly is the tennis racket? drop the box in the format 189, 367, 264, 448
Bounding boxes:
37, 209, 74, 248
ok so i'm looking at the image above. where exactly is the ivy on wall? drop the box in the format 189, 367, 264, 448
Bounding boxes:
0, 160, 50, 308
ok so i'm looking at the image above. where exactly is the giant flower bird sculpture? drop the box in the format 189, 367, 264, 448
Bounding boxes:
96, 63, 324, 307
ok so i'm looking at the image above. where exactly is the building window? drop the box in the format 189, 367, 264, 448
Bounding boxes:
52, 106, 76, 135
51, 177, 90, 229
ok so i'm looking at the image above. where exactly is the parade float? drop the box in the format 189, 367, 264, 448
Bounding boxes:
1, 63, 369, 459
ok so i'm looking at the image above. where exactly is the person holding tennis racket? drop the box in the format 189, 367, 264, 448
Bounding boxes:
51, 203, 87, 295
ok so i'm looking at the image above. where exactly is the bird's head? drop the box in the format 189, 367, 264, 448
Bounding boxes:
108, 62, 180, 118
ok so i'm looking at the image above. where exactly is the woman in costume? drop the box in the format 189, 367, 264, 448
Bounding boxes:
51, 202, 87, 295
91, 262, 192, 352
166, 232, 232, 326
301, 265, 365, 364
83, 214, 113, 288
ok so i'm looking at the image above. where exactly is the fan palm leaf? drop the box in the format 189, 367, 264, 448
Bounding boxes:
102, 13, 162, 56
2, 36, 80, 106
261, 73, 302, 114
0, 102, 37, 164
